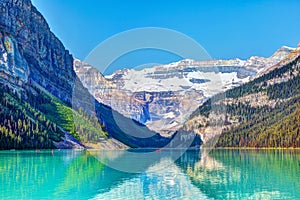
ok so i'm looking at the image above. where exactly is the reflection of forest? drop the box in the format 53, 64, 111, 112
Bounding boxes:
175, 149, 300, 199
0, 151, 136, 199
0, 150, 299, 199
0, 150, 208, 199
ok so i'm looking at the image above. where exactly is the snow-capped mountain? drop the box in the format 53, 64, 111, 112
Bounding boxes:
75, 46, 294, 136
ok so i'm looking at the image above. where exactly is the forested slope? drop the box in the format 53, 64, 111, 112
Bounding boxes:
190, 50, 300, 148
0, 84, 108, 149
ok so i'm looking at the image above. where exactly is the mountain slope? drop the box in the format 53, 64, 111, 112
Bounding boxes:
0, 0, 111, 149
75, 47, 294, 136
0, 83, 108, 149
0, 0, 169, 149
0, 0, 76, 102
185, 45, 300, 148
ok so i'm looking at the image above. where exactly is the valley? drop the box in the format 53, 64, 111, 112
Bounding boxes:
75, 46, 294, 136
0, 0, 299, 150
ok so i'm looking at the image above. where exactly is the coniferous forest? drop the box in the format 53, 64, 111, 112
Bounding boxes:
0, 84, 108, 150
196, 56, 300, 148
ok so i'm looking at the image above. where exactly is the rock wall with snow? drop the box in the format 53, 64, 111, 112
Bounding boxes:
75, 46, 294, 135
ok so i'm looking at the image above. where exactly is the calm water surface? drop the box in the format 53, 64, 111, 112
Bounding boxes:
0, 149, 299, 200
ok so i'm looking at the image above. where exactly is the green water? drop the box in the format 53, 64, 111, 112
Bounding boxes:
0, 149, 299, 200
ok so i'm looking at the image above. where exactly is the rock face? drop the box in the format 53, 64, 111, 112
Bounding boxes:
0, 32, 29, 83
182, 46, 300, 147
0, 0, 95, 149
0, 0, 170, 149
0, 0, 75, 102
74, 59, 204, 136
75, 46, 294, 136
0, 0, 97, 113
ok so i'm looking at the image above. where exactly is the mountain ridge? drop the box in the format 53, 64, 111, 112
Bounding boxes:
0, 0, 170, 149
182, 45, 300, 148
1, 0, 298, 149
75, 45, 293, 136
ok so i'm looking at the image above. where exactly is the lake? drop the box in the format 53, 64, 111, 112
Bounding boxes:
0, 149, 299, 199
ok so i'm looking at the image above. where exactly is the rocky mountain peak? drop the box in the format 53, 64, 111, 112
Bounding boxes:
269, 45, 295, 60
75, 44, 294, 135
0, 0, 76, 102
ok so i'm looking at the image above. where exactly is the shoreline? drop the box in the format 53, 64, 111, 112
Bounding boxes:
214, 147, 300, 150
1, 147, 300, 151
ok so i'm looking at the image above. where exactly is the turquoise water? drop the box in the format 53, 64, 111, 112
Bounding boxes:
0, 149, 299, 200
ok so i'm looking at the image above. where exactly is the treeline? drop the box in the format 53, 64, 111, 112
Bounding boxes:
75, 107, 108, 143
0, 85, 63, 149
217, 56, 300, 148
28, 88, 108, 143
267, 75, 300, 99
193, 55, 300, 148
0, 84, 108, 149
28, 86, 108, 143
225, 56, 300, 99
217, 97, 300, 148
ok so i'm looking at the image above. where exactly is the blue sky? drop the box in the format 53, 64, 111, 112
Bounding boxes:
32, 0, 300, 71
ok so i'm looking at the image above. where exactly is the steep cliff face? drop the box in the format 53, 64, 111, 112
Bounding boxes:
0, 0, 171, 149
75, 59, 205, 136
0, 0, 75, 102
75, 46, 294, 136
0, 32, 29, 83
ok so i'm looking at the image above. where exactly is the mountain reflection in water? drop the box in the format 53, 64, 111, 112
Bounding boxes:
0, 149, 299, 200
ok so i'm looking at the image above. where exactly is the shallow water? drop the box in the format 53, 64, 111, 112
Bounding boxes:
0, 149, 299, 200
